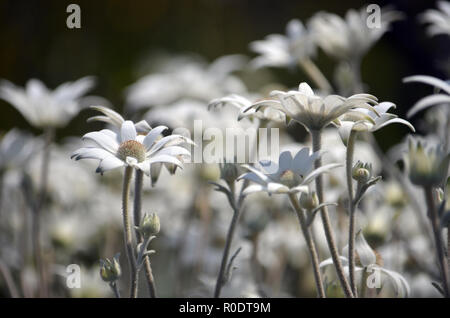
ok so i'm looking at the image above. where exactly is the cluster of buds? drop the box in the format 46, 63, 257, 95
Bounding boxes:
99, 253, 122, 283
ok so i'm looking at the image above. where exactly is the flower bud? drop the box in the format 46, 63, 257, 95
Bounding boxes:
140, 213, 160, 238
299, 191, 319, 211
352, 161, 372, 184
100, 253, 121, 282
219, 162, 239, 184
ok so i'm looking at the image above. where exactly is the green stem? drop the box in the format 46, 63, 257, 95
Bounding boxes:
424, 186, 449, 297
311, 129, 354, 298
122, 166, 138, 298
214, 182, 242, 298
133, 169, 157, 297
288, 194, 326, 298
110, 282, 121, 298
298, 58, 333, 93
346, 131, 358, 296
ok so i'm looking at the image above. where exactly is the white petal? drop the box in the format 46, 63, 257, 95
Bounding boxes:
147, 154, 183, 167
96, 156, 124, 174
242, 184, 265, 195
406, 94, 450, 117
121, 120, 137, 142
403, 75, 450, 95
71, 147, 112, 161
303, 163, 342, 184
82, 131, 119, 153
278, 151, 293, 171
355, 231, 376, 267
143, 126, 168, 149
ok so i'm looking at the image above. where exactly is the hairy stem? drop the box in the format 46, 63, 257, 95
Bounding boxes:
122, 166, 138, 298
110, 282, 121, 298
346, 131, 358, 296
133, 169, 157, 297
288, 194, 326, 297
214, 182, 242, 298
311, 129, 354, 298
299, 58, 332, 93
424, 186, 449, 297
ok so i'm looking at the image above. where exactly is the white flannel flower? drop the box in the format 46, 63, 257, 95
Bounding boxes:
421, 1, 450, 37
71, 120, 193, 175
244, 82, 378, 131
208, 94, 286, 123
403, 75, 450, 117
0, 77, 95, 128
309, 7, 402, 61
320, 231, 410, 298
338, 102, 415, 145
125, 55, 247, 111
249, 19, 316, 69
239, 148, 341, 195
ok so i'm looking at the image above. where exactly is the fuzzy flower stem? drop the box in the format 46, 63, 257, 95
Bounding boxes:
298, 58, 333, 93
110, 282, 121, 298
424, 186, 450, 297
133, 169, 157, 297
346, 130, 358, 296
349, 57, 363, 94
288, 193, 326, 297
311, 129, 354, 298
214, 181, 242, 298
122, 166, 138, 298
33, 128, 54, 298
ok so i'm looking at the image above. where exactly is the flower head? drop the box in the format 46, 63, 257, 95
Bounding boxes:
338, 102, 415, 145
0, 77, 95, 128
71, 120, 193, 175
244, 82, 378, 131
421, 1, 450, 37
309, 7, 402, 61
249, 19, 316, 69
239, 148, 341, 195
404, 137, 450, 187
99, 253, 121, 283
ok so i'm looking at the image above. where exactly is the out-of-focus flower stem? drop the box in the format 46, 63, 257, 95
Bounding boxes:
110, 282, 121, 298
288, 193, 326, 298
33, 127, 54, 298
311, 129, 354, 298
346, 130, 358, 296
424, 186, 449, 298
214, 181, 242, 298
133, 169, 157, 297
298, 58, 332, 93
122, 166, 138, 298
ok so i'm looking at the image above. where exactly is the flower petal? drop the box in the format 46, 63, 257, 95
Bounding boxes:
121, 120, 137, 142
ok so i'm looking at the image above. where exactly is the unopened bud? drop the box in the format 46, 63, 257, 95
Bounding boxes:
299, 191, 319, 211
220, 162, 239, 183
352, 161, 372, 184
140, 213, 160, 238
100, 253, 121, 282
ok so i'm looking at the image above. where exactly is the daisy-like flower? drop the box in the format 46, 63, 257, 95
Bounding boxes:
208, 94, 286, 123
421, 1, 450, 37
403, 75, 450, 117
239, 148, 341, 195
243, 82, 378, 131
337, 102, 415, 145
308, 7, 402, 61
249, 19, 316, 69
404, 136, 450, 187
71, 120, 193, 175
320, 231, 410, 298
0, 77, 95, 128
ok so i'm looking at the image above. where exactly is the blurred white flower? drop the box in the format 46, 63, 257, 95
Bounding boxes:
72, 120, 192, 175
249, 19, 316, 69
309, 7, 401, 61
125, 55, 247, 111
421, 1, 450, 37
245, 82, 378, 131
403, 75, 450, 117
320, 231, 410, 297
0, 77, 95, 128
239, 148, 341, 195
